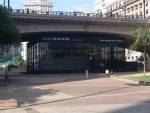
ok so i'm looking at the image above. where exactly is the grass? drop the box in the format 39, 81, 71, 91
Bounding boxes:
129, 76, 150, 82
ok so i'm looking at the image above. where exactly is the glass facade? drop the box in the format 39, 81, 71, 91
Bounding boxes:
27, 33, 125, 73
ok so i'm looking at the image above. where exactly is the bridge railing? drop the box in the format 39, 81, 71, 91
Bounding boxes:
11, 9, 150, 23
11, 9, 98, 17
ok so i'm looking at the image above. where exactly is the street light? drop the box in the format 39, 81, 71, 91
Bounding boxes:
143, 0, 145, 19
3, 0, 10, 11
3, 0, 5, 6
8, 0, 10, 11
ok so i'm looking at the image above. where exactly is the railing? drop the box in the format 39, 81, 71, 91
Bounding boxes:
11, 9, 98, 17
11, 9, 150, 22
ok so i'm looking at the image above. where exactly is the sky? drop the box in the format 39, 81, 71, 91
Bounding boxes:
0, 0, 94, 12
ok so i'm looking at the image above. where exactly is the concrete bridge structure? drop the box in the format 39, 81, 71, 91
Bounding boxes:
10, 10, 150, 73
11, 10, 150, 39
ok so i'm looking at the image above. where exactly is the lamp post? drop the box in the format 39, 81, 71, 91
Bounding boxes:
3, 0, 5, 6
8, 0, 10, 11
143, 0, 145, 19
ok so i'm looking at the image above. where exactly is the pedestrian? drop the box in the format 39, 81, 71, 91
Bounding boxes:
105, 69, 110, 78
4, 67, 9, 81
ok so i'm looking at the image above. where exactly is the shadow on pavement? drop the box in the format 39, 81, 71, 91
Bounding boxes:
0, 85, 60, 107
0, 72, 106, 86
104, 100, 150, 113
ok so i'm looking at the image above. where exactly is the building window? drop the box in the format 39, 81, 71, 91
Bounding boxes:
135, 5, 138, 10
119, 2, 121, 6
131, 6, 134, 11
127, 8, 130, 13
135, 13, 139, 18
128, 57, 130, 60
140, 12, 142, 18
146, 1, 148, 6
146, 9, 148, 14
124, 0, 126, 4
139, 3, 142, 8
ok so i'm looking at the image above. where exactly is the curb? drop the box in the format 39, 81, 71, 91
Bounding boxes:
0, 99, 17, 110
111, 76, 138, 85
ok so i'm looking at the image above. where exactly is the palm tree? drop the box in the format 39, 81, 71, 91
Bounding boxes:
130, 26, 150, 76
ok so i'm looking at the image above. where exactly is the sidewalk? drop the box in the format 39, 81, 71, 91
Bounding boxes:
111, 72, 150, 85
0, 72, 105, 109
112, 72, 150, 78
0, 71, 149, 110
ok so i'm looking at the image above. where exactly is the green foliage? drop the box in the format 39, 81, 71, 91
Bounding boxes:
130, 26, 150, 75
129, 76, 150, 82
13, 55, 24, 66
0, 5, 20, 47
6, 56, 23, 68
131, 27, 150, 51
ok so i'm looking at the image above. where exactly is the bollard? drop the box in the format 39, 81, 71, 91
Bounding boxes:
85, 69, 89, 79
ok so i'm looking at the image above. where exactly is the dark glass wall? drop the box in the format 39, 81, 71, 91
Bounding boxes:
27, 42, 125, 73
26, 32, 126, 73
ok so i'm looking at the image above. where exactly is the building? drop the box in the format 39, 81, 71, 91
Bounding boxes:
95, 0, 150, 18
23, 32, 126, 73
94, 0, 116, 16
24, 0, 53, 14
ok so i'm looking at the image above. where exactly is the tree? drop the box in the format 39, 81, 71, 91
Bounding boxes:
0, 5, 20, 81
0, 5, 20, 53
130, 26, 150, 76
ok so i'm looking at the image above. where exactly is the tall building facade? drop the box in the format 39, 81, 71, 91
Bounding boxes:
24, 0, 53, 13
94, 0, 116, 15
95, 0, 150, 18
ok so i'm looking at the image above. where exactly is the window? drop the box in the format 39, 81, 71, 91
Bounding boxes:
140, 12, 142, 17
135, 13, 139, 18
146, 9, 148, 14
139, 3, 142, 8
127, 8, 130, 13
124, 0, 126, 4
131, 6, 134, 11
146, 1, 148, 6
135, 5, 138, 10
119, 2, 121, 6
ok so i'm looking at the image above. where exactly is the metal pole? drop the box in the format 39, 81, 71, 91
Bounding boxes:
3, 0, 5, 6
143, 0, 145, 19
8, 0, 10, 11
110, 5, 112, 18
